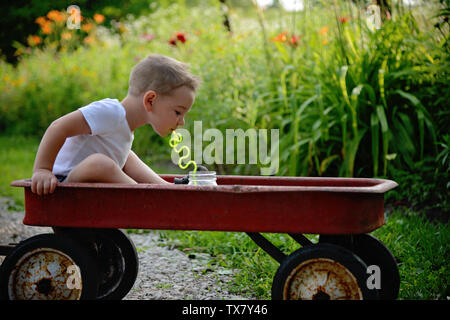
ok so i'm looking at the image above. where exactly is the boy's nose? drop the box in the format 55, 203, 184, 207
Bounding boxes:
178, 117, 185, 127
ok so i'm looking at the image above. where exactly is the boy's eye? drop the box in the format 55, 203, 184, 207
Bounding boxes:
175, 111, 181, 116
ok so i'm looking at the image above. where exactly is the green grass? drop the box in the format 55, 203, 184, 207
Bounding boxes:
0, 135, 38, 207
372, 210, 449, 300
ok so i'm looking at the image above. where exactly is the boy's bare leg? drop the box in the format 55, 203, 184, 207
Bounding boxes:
66, 153, 137, 184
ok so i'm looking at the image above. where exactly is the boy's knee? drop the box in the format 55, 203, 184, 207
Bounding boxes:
85, 153, 117, 170
78, 153, 119, 179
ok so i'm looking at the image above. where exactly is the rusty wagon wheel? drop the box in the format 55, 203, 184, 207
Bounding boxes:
0, 233, 98, 300
271, 243, 378, 300
319, 234, 400, 300
52, 228, 139, 300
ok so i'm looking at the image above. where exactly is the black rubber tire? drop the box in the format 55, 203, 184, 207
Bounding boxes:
0, 233, 98, 300
319, 234, 400, 300
52, 227, 139, 300
92, 229, 139, 300
272, 243, 378, 300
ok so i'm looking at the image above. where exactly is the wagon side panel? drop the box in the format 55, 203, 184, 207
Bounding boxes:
22, 187, 385, 234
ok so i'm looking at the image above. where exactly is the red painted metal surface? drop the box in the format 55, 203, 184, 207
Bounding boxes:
11, 175, 398, 235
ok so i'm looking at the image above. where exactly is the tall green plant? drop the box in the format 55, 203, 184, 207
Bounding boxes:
259, 0, 443, 179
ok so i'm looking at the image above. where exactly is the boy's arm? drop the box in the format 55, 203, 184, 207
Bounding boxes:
32, 110, 91, 195
122, 151, 170, 184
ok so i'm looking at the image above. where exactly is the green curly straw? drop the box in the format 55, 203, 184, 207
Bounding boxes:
169, 131, 197, 184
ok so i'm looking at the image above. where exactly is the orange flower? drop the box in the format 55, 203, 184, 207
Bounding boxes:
41, 21, 53, 34
93, 14, 105, 24
272, 31, 301, 48
272, 31, 288, 42
339, 16, 350, 24
35, 16, 47, 26
81, 23, 93, 32
27, 35, 42, 46
319, 26, 328, 35
47, 10, 64, 22
61, 32, 72, 40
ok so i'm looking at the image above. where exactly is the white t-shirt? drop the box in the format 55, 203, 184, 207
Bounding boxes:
53, 98, 134, 177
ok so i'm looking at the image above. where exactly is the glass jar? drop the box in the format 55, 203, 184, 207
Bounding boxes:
188, 171, 217, 186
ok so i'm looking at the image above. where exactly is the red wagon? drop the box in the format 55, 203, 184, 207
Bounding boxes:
1, 174, 399, 300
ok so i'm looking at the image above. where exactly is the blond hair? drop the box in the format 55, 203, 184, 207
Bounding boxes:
128, 54, 201, 97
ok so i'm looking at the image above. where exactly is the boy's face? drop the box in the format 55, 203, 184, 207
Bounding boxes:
146, 85, 195, 137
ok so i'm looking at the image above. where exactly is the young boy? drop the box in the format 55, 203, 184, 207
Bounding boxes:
31, 54, 200, 195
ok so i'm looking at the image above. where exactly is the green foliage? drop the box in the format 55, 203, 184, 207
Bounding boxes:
268, 8, 446, 180
372, 210, 449, 300
0, 135, 38, 207
0, 1, 447, 301
0, 0, 448, 208
0, 45, 133, 136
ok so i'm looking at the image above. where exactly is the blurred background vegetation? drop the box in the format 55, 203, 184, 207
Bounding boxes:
0, 0, 448, 300
1, 0, 448, 217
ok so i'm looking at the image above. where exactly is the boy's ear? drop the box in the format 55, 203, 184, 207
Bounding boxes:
143, 90, 157, 112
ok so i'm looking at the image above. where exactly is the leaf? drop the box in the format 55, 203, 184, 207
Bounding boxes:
394, 89, 421, 107
296, 95, 318, 118
312, 119, 322, 141
274, 42, 290, 64
386, 153, 397, 160
362, 83, 376, 106
376, 105, 389, 175
290, 138, 310, 151
343, 128, 368, 177
395, 115, 416, 156
339, 65, 351, 109
378, 59, 388, 108
351, 84, 364, 107
319, 155, 339, 176
370, 112, 379, 176
376, 105, 389, 133
393, 89, 436, 158
397, 112, 414, 137
392, 115, 416, 169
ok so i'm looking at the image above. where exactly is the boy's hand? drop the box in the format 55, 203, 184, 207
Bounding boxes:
31, 169, 58, 195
